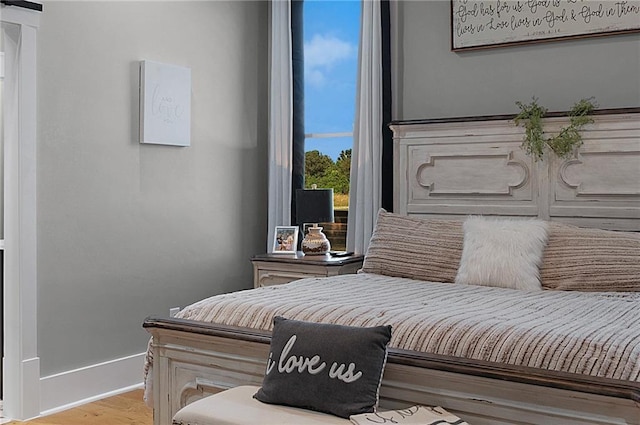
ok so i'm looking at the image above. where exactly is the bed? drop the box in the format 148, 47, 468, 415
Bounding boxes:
143, 108, 640, 425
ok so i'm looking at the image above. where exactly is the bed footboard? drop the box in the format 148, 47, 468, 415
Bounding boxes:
144, 317, 639, 425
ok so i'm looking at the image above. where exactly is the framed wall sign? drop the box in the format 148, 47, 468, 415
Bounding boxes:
451, 0, 640, 51
140, 60, 191, 146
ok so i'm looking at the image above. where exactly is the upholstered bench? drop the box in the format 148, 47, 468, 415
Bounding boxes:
172, 385, 352, 425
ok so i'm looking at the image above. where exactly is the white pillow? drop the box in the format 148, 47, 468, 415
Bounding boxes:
350, 405, 469, 425
455, 216, 549, 291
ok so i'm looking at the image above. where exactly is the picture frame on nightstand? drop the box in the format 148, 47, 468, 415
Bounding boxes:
272, 226, 299, 254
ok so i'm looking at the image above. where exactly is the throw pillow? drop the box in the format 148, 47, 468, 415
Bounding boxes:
361, 209, 464, 283
254, 316, 392, 418
455, 216, 549, 290
540, 222, 640, 291
350, 405, 470, 425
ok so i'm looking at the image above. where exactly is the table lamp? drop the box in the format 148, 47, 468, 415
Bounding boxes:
296, 185, 334, 255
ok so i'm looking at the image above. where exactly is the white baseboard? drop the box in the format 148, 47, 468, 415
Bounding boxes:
2, 357, 41, 421
39, 352, 146, 416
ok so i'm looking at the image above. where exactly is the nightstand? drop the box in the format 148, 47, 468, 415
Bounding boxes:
251, 252, 364, 288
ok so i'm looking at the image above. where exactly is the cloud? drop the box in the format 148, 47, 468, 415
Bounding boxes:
306, 69, 326, 86
304, 34, 356, 87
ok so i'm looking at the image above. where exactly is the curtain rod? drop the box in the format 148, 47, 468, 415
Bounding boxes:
1, 0, 43, 12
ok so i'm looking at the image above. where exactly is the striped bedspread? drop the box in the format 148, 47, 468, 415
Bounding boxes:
154, 273, 640, 383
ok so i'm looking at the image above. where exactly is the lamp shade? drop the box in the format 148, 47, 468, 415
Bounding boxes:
296, 188, 334, 225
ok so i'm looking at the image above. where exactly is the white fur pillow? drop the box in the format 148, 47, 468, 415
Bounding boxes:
455, 217, 549, 291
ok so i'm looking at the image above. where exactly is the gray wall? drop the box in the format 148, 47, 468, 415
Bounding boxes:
393, 1, 640, 120
37, 1, 268, 376
33, 0, 638, 381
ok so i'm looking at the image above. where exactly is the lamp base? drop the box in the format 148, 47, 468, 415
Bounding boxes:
301, 225, 331, 255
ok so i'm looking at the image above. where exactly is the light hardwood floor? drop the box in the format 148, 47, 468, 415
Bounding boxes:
5, 390, 152, 425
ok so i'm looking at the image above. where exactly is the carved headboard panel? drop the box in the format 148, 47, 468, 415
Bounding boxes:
390, 108, 640, 231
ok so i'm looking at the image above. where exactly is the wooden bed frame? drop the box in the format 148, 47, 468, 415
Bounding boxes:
144, 317, 639, 425
144, 108, 640, 425
391, 108, 639, 231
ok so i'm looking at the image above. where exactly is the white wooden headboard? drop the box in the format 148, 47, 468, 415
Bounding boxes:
391, 108, 640, 231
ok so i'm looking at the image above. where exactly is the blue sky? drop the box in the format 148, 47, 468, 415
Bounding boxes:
304, 0, 360, 161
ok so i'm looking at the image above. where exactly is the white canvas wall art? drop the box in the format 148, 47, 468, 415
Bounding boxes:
140, 60, 191, 146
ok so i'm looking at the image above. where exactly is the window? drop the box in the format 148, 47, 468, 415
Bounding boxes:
303, 0, 360, 250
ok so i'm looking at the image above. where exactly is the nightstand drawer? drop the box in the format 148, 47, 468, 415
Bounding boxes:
256, 270, 318, 287
251, 252, 364, 288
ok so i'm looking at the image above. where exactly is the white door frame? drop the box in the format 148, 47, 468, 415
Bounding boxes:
2, 5, 40, 420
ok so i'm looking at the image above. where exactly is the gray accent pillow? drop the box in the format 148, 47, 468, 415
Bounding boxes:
254, 316, 392, 418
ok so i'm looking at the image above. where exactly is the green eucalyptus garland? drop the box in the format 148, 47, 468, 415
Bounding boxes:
514, 97, 596, 161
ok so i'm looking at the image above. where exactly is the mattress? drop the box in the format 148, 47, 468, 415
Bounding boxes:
146, 273, 640, 384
